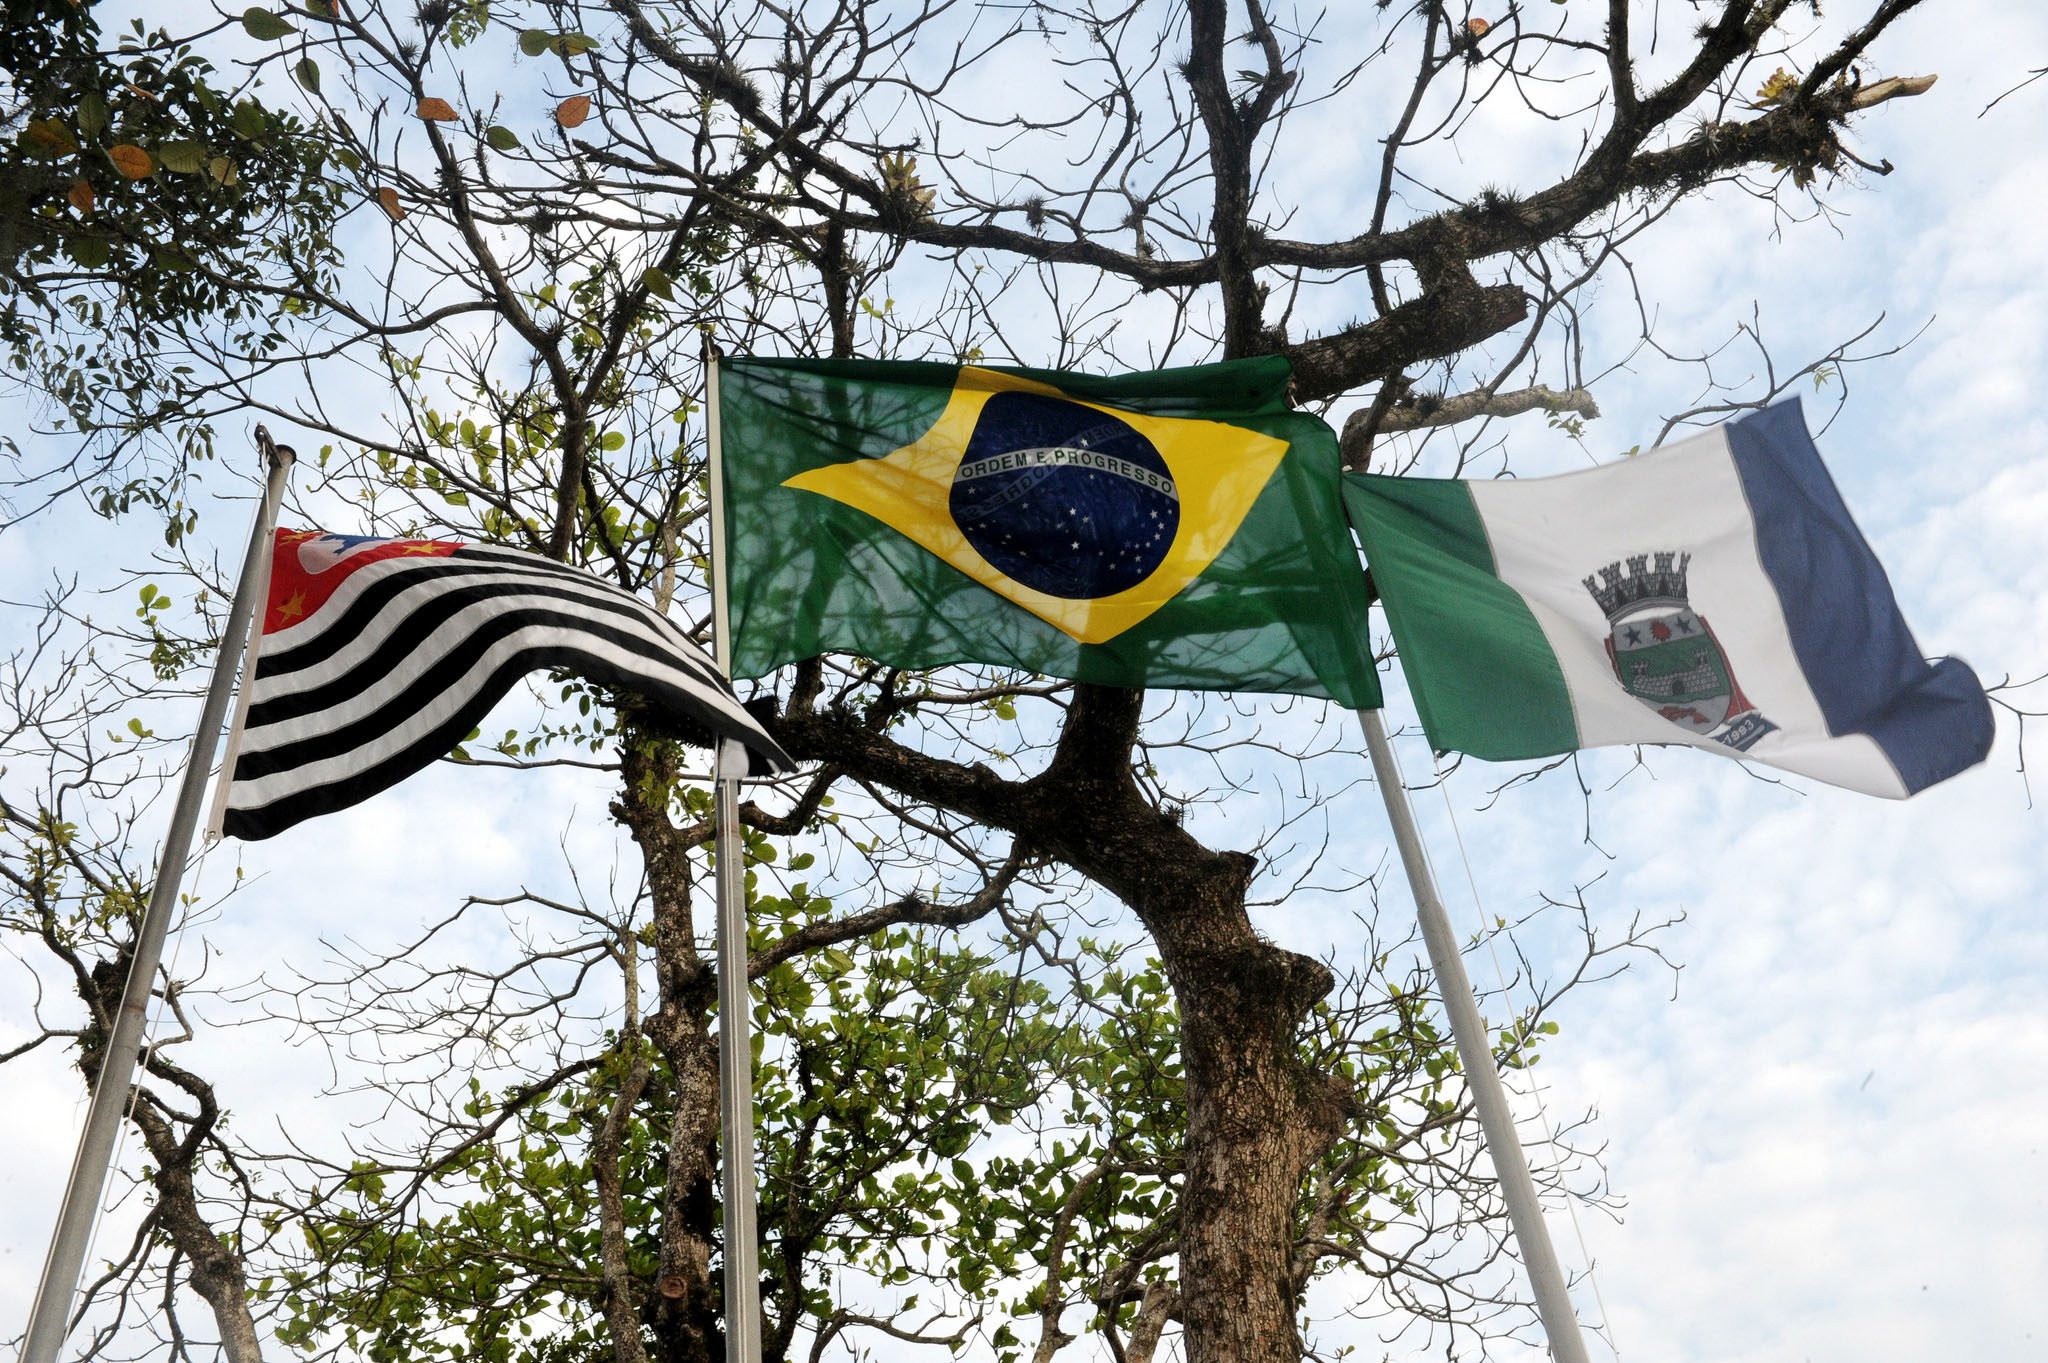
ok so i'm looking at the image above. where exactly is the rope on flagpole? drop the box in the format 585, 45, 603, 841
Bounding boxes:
1421, 746, 1623, 1361
1358, 707, 1593, 1363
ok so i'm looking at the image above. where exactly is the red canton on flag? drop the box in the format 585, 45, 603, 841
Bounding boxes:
214, 529, 794, 841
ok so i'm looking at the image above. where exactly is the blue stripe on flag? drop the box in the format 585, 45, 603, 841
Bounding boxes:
1726, 400, 1994, 795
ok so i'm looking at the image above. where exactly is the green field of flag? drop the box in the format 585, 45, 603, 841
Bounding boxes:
718, 355, 1381, 708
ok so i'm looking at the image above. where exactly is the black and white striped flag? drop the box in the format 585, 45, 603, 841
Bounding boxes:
214, 529, 795, 841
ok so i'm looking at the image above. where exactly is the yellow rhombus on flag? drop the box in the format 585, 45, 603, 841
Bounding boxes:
782, 366, 1288, 645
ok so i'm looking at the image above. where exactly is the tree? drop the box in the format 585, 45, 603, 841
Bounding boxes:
6, 597, 1613, 1362
2, 0, 342, 528
1, 2, 1958, 1361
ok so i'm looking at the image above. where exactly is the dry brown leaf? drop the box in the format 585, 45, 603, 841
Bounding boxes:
376, 186, 406, 221
1467, 17, 1490, 37
108, 144, 154, 179
22, 119, 75, 154
67, 180, 95, 214
417, 97, 459, 122
555, 95, 591, 129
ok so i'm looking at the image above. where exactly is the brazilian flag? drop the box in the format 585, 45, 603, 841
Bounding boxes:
716, 355, 1382, 707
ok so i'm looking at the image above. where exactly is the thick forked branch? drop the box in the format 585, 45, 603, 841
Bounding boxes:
1279, 67, 1933, 402
1287, 282, 1529, 405
1265, 56, 1936, 276
1341, 385, 1602, 466
668, 2, 1930, 314
593, 0, 1932, 437
1183, 0, 1284, 353
124, 1045, 264, 1363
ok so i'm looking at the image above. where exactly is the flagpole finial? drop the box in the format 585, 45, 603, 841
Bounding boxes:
254, 424, 298, 473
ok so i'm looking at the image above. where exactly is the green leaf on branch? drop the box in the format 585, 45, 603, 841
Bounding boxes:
484, 125, 520, 152
519, 28, 600, 58
77, 92, 110, 139
295, 58, 321, 94
640, 266, 674, 301
241, 7, 297, 41
64, 235, 112, 268
158, 141, 207, 174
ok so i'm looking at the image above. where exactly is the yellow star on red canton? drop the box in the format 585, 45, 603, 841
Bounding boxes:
274, 591, 309, 624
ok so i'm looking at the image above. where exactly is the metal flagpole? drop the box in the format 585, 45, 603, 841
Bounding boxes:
712, 740, 764, 1363
1356, 707, 1592, 1363
703, 344, 764, 1363
22, 430, 295, 1363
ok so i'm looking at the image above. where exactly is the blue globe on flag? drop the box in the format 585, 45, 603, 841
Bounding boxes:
948, 391, 1181, 600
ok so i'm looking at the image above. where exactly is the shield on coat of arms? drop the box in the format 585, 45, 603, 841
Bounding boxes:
1603, 606, 1736, 735
1586, 550, 1776, 751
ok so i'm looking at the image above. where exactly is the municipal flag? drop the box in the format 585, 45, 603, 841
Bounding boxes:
216, 529, 795, 841
716, 355, 1381, 707
1343, 401, 1992, 798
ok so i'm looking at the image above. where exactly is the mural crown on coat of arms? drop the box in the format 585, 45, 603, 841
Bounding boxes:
1583, 550, 1691, 621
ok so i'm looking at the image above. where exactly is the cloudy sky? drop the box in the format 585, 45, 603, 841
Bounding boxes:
4, 3, 2046, 1361
1352, 6, 2048, 1354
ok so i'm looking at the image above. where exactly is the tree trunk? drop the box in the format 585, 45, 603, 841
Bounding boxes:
648, 1020, 723, 1363
1156, 906, 1343, 1358
592, 1045, 656, 1363
779, 682, 1354, 1362
83, 962, 268, 1363
616, 727, 724, 1363
1023, 687, 1347, 1361
132, 1104, 267, 1363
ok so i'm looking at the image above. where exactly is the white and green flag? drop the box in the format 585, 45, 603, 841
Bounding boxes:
1344, 401, 1993, 799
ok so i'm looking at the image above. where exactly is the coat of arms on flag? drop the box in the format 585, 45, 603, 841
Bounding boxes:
1585, 550, 1776, 751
